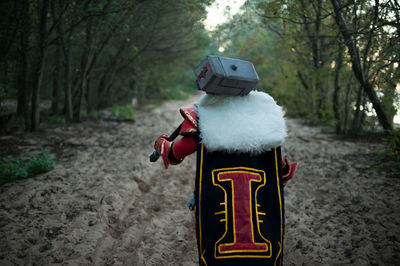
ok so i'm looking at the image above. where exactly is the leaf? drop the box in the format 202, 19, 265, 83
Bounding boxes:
130, 45, 138, 53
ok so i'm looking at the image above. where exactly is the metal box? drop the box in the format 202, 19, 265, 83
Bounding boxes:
194, 55, 259, 96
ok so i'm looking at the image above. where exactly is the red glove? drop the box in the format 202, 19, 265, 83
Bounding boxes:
153, 134, 182, 169
281, 157, 298, 186
154, 134, 169, 154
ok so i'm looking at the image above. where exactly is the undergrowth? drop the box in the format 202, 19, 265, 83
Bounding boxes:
143, 87, 190, 111
0, 149, 56, 186
108, 104, 135, 119
47, 115, 66, 124
80, 110, 101, 121
160, 87, 189, 101
88, 110, 101, 120
375, 129, 400, 174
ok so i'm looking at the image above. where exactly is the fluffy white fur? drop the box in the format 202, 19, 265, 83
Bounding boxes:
195, 90, 287, 154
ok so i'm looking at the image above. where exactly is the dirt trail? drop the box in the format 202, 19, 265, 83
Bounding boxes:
0, 94, 399, 265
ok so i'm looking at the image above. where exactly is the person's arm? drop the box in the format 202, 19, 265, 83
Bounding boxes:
154, 106, 198, 169
281, 157, 298, 186
154, 134, 197, 169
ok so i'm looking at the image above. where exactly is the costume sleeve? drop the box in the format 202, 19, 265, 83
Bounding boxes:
171, 135, 197, 160
160, 106, 197, 168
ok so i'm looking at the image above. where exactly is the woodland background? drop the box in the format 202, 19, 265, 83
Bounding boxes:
0, 0, 399, 164
0, 1, 400, 265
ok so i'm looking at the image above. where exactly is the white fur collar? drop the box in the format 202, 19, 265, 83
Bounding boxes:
195, 91, 287, 154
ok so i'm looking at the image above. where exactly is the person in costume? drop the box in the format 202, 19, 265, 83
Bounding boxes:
153, 56, 297, 266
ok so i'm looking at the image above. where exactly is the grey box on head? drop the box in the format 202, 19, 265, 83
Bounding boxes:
194, 55, 259, 96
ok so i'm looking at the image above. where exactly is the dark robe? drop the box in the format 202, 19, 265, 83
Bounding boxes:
194, 143, 284, 266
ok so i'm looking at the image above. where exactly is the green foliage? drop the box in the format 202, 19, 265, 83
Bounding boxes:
2, 0, 397, 135
0, 150, 56, 186
374, 130, 400, 174
382, 130, 400, 160
213, 0, 399, 135
80, 110, 87, 120
145, 103, 160, 111
5, 115, 25, 132
27, 150, 56, 176
109, 104, 135, 119
212, 11, 311, 117
46, 115, 66, 125
96, 0, 212, 108
41, 109, 66, 125
0, 159, 28, 183
1, 0, 214, 130
88, 110, 101, 120
0, 86, 5, 111
80, 109, 101, 121
159, 88, 189, 101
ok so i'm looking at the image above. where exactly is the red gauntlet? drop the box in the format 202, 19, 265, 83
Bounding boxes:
154, 134, 168, 154
154, 134, 183, 169
281, 157, 298, 186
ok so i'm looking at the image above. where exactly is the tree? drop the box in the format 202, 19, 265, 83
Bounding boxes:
330, 0, 393, 131
245, 0, 398, 134
0, 0, 214, 131
30, 0, 50, 131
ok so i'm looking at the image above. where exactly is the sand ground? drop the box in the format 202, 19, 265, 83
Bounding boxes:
0, 94, 399, 265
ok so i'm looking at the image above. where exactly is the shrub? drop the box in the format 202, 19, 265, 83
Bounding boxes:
160, 88, 189, 101
80, 110, 87, 120
375, 129, 400, 174
88, 110, 101, 120
0, 86, 6, 112
47, 115, 66, 125
27, 150, 56, 176
382, 129, 400, 160
109, 104, 135, 119
145, 103, 160, 111
0, 150, 56, 186
0, 159, 28, 184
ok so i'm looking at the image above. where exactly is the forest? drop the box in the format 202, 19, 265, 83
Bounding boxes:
0, 0, 400, 265
217, 0, 399, 134
1, 0, 399, 135
0, 0, 213, 132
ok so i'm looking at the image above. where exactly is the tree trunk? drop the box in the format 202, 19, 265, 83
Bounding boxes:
63, 45, 73, 121
297, 70, 310, 92
314, 0, 325, 119
75, 5, 128, 119
53, 1, 73, 122
73, 16, 93, 121
16, 0, 30, 129
0, 0, 18, 92
343, 77, 352, 136
30, 0, 49, 131
381, 63, 398, 124
351, 85, 363, 134
86, 79, 92, 113
97, 45, 127, 108
300, 0, 325, 120
330, 0, 393, 131
333, 45, 343, 134
16, 40, 29, 124
52, 40, 61, 114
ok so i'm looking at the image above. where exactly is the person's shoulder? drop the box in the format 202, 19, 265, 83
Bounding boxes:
249, 90, 276, 102
179, 107, 197, 135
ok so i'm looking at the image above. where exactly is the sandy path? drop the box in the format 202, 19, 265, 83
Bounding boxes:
0, 94, 399, 265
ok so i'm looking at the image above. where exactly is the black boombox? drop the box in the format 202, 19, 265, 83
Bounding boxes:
194, 55, 259, 96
